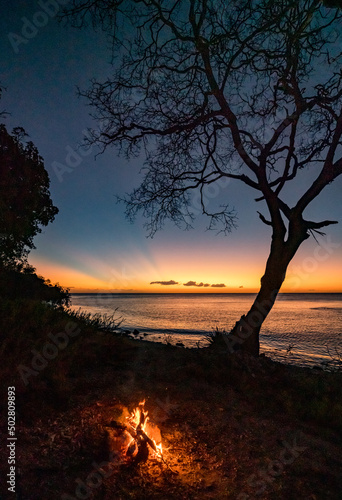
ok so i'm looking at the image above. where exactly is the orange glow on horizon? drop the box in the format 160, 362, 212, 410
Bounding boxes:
29, 254, 341, 294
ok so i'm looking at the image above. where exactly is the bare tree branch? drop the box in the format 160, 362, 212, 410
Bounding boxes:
62, 0, 342, 355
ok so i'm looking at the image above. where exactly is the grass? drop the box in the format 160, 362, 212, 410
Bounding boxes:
1, 299, 341, 429
0, 299, 341, 499
65, 306, 123, 332
205, 326, 230, 349
0, 299, 123, 414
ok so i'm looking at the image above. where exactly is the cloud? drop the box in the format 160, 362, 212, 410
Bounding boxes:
184, 281, 198, 287
183, 281, 211, 287
183, 281, 223, 287
211, 283, 226, 288
150, 280, 179, 286
239, 286, 244, 288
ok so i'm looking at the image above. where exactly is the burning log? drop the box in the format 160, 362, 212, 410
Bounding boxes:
106, 401, 162, 464
126, 401, 162, 462
136, 427, 159, 456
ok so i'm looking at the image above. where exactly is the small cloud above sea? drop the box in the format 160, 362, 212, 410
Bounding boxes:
183, 281, 210, 287
150, 280, 226, 288
150, 280, 179, 286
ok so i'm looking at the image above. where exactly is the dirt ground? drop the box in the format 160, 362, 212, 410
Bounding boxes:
1, 332, 341, 499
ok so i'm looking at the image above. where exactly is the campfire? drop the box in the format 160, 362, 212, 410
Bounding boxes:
107, 400, 163, 464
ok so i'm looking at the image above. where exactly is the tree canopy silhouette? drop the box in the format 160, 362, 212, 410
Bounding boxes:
64, 0, 342, 355
0, 125, 58, 267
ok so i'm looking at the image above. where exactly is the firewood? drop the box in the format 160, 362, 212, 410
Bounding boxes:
137, 428, 158, 454
134, 437, 149, 462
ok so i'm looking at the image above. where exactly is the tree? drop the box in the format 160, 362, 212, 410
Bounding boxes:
64, 0, 342, 355
0, 125, 58, 267
0, 264, 70, 307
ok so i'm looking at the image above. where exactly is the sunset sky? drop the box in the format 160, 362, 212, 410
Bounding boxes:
1, 2, 342, 294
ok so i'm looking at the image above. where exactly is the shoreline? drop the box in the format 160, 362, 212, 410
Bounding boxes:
1, 300, 341, 499
119, 328, 341, 371
69, 292, 342, 373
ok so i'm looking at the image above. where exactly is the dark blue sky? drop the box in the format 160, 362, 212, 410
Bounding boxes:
1, 1, 341, 292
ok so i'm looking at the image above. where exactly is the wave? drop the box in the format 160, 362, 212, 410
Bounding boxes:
310, 307, 342, 311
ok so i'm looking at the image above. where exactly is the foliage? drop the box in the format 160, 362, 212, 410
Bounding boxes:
0, 298, 122, 412
0, 264, 70, 307
205, 327, 229, 349
0, 125, 58, 266
65, 306, 123, 332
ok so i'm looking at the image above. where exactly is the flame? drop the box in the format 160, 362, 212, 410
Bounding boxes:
127, 400, 163, 458
130, 400, 147, 428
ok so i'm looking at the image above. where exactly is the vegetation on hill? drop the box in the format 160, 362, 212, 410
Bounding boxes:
0, 298, 341, 499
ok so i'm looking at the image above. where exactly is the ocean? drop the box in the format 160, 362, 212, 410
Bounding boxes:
70, 293, 342, 369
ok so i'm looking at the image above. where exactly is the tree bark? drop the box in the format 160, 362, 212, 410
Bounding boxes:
226, 227, 308, 356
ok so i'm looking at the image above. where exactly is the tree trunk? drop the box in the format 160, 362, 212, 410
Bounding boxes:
227, 274, 284, 356
226, 229, 307, 356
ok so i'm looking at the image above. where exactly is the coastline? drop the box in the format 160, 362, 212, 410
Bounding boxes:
70, 292, 342, 371
1, 300, 341, 498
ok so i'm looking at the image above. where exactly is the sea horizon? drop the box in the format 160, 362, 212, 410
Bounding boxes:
70, 291, 342, 295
